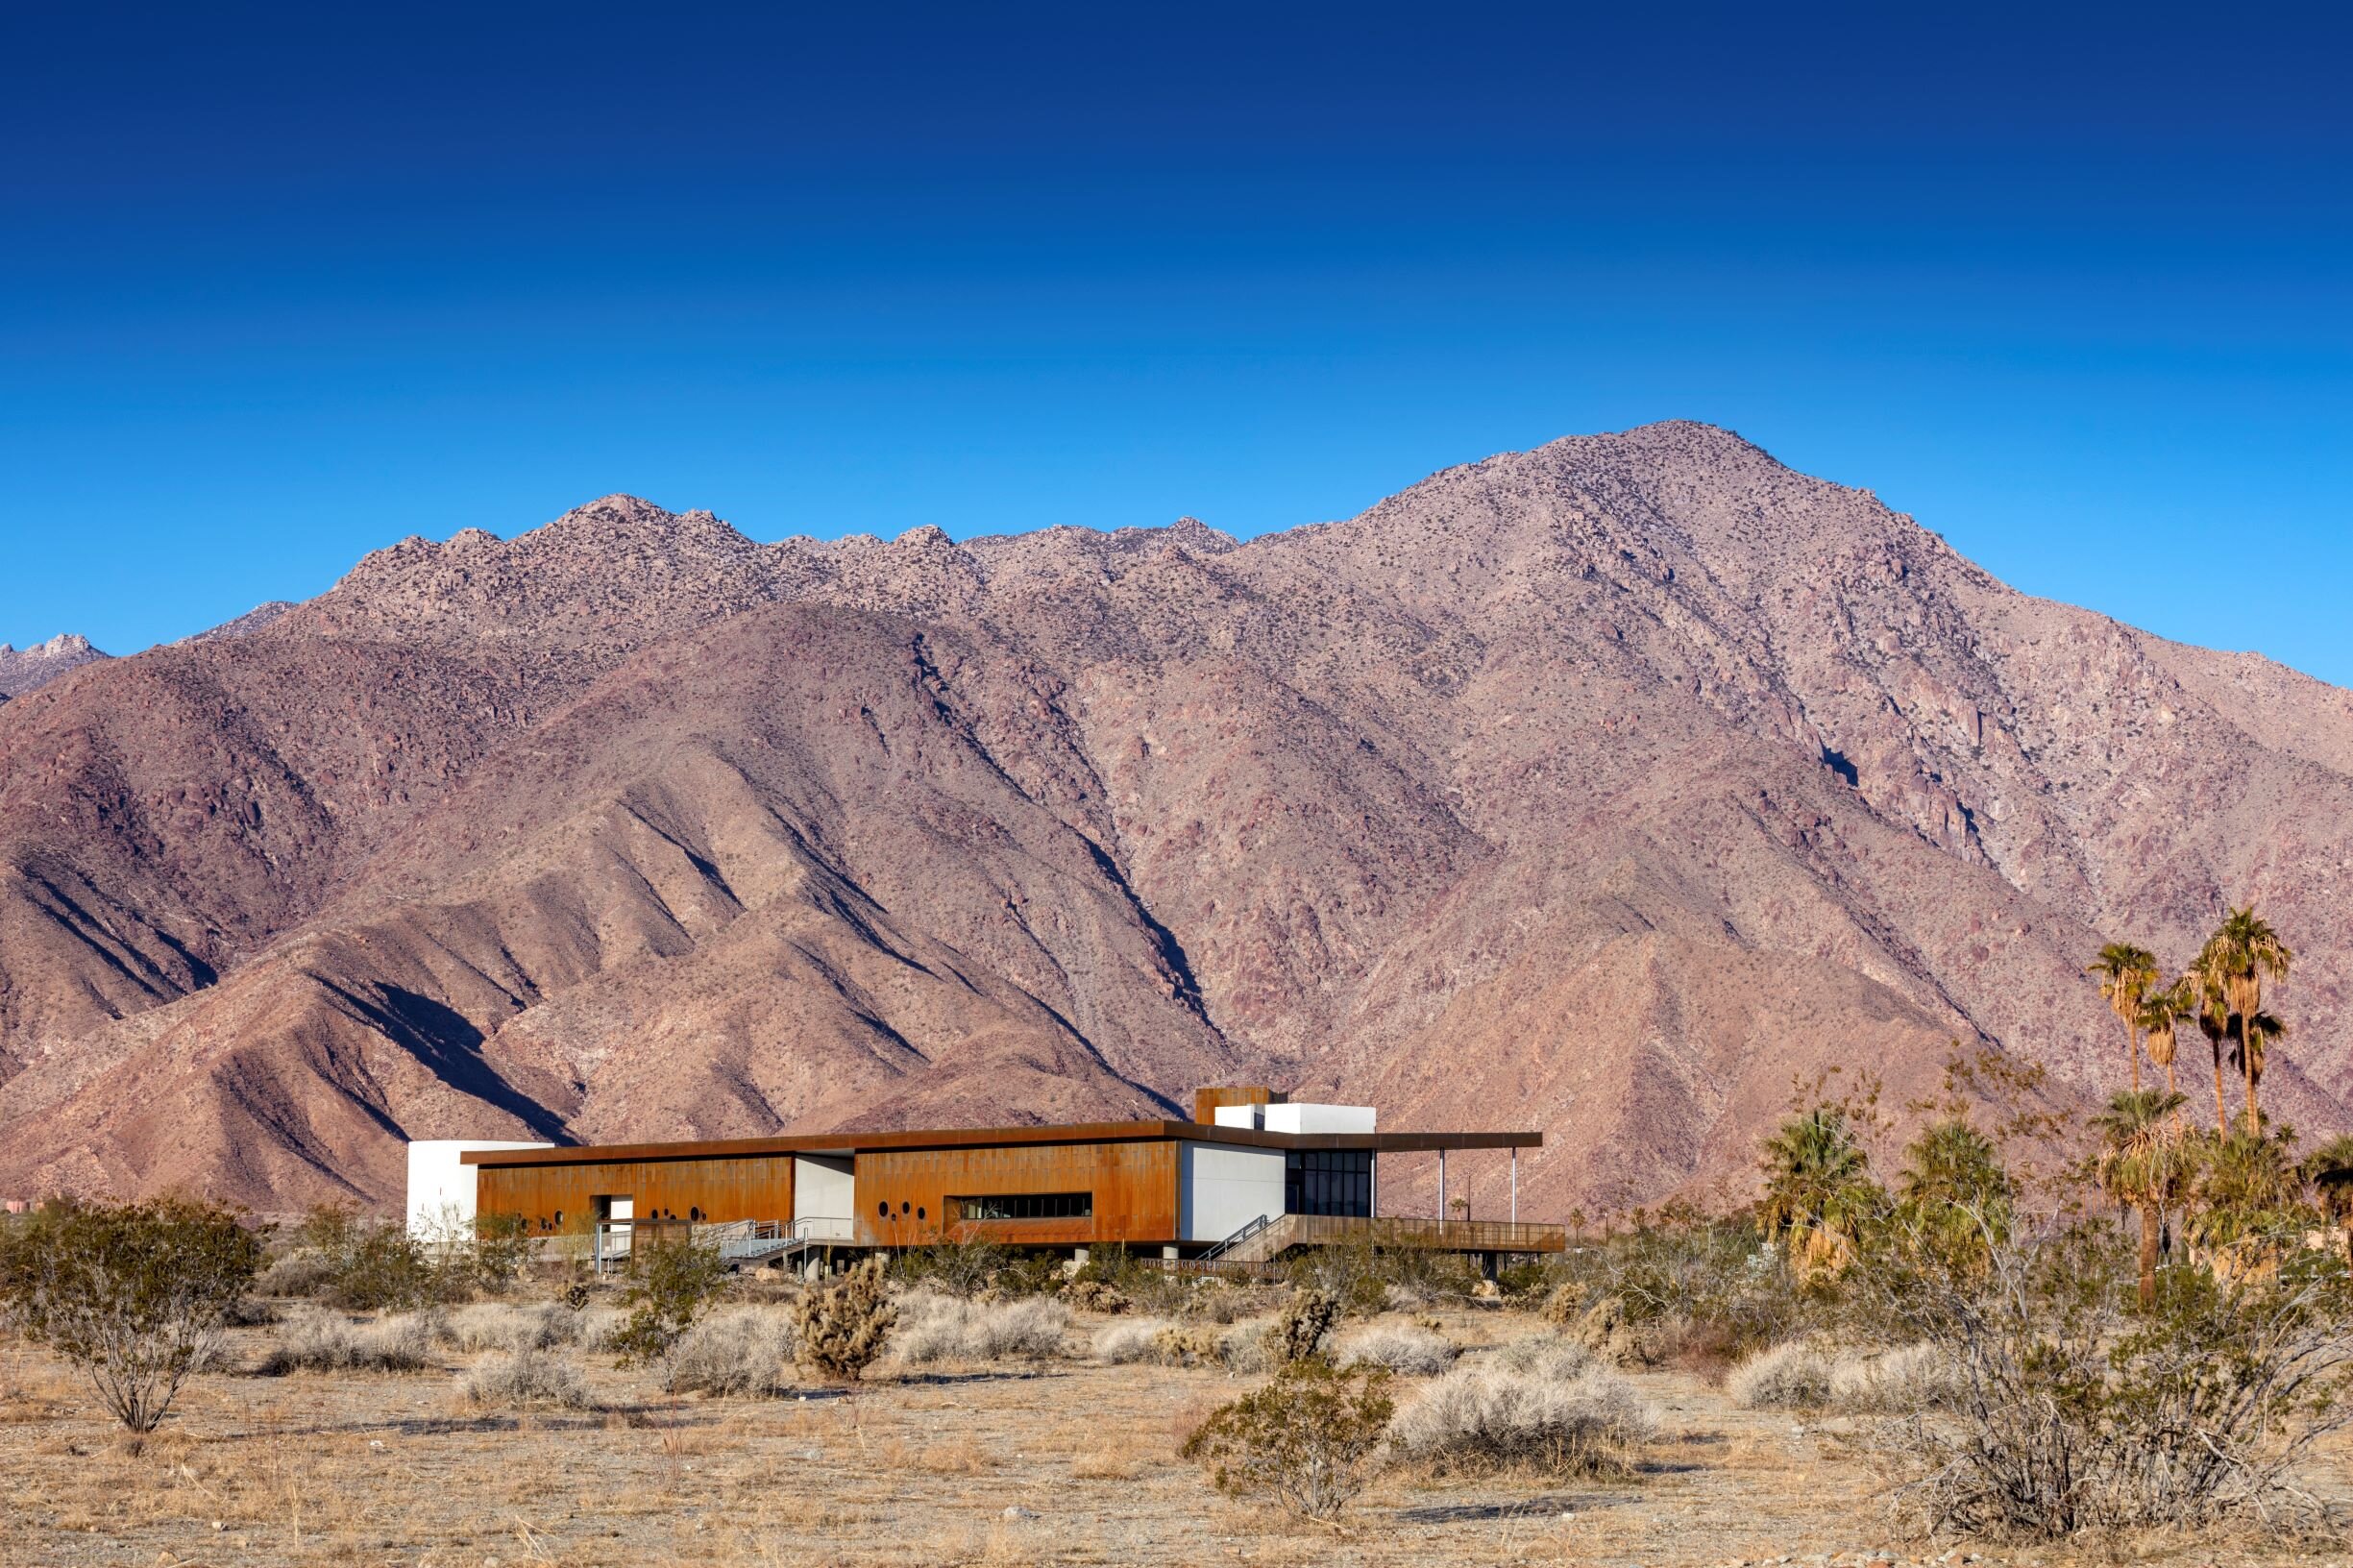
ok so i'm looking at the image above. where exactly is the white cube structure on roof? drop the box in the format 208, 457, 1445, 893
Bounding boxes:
405, 1139, 556, 1237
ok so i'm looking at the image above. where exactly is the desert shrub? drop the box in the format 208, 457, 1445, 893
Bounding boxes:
1267, 1286, 1339, 1365
1287, 1235, 1482, 1314
793, 1256, 895, 1381
459, 1344, 594, 1409
1827, 1342, 1960, 1413
1535, 1211, 1802, 1358
0, 1195, 264, 1439
1095, 1316, 1176, 1363
663, 1307, 796, 1396
893, 1292, 1070, 1365
257, 1305, 434, 1374
989, 1251, 1069, 1299
1867, 1219, 2353, 1540
1389, 1350, 1655, 1479
575, 1305, 629, 1354
254, 1249, 337, 1300
1334, 1320, 1458, 1376
1726, 1338, 1834, 1409
889, 1226, 1008, 1298
439, 1301, 575, 1354
608, 1236, 730, 1367
1065, 1278, 1132, 1314
1489, 1332, 1597, 1381
1546, 1292, 1688, 1369
1182, 1358, 1396, 1521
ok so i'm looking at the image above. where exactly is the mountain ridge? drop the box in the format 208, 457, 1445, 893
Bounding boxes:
1, 422, 2342, 1215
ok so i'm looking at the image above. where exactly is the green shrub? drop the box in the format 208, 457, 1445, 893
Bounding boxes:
1181, 1358, 1395, 1521
0, 1196, 264, 1438
608, 1235, 730, 1367
1266, 1286, 1339, 1364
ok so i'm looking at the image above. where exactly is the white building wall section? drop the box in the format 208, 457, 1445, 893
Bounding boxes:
404, 1140, 554, 1237
795, 1155, 857, 1241
1180, 1142, 1287, 1242
1262, 1102, 1377, 1135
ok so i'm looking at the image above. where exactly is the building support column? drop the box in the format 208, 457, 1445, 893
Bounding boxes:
1511, 1145, 1518, 1225
1438, 1148, 1446, 1228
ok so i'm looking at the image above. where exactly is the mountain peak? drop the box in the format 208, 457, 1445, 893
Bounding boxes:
0, 632, 109, 697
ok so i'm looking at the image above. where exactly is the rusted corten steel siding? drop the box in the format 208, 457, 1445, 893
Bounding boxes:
854, 1141, 1180, 1249
475, 1155, 795, 1234
461, 1122, 1538, 1169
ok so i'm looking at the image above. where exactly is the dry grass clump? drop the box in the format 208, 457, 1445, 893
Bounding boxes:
257, 1305, 435, 1375
665, 1307, 797, 1396
893, 1293, 1071, 1366
438, 1301, 577, 1354
1725, 1339, 1833, 1409
253, 1250, 337, 1299
1828, 1341, 1960, 1412
1388, 1336, 1655, 1479
458, 1344, 595, 1409
1093, 1317, 1176, 1364
1334, 1320, 1458, 1376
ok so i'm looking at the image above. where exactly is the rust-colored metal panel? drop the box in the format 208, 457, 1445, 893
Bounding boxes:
476, 1154, 795, 1236
463, 1121, 1542, 1168
853, 1140, 1180, 1249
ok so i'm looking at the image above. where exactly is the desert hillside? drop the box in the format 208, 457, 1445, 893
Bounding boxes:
1, 422, 2342, 1214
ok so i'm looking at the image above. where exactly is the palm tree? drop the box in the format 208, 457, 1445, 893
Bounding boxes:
1896, 1117, 2012, 1274
2303, 1135, 2353, 1266
2188, 954, 2237, 1137
1759, 1109, 1883, 1280
2088, 943, 2162, 1090
2092, 1089, 2196, 1308
2201, 907, 2292, 1137
2135, 979, 2194, 1099
2229, 1009, 2286, 1101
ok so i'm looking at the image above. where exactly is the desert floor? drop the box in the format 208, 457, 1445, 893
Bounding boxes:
2, 1307, 2346, 1568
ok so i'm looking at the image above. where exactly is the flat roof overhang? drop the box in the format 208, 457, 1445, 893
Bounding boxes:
460, 1118, 1541, 1169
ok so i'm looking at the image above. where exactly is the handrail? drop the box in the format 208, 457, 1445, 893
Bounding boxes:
1198, 1213, 1272, 1263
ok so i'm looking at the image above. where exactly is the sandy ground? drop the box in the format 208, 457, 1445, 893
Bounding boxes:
1, 1308, 2345, 1568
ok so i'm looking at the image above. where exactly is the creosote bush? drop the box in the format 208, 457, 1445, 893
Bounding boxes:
1181, 1358, 1395, 1522
0, 1195, 263, 1440
608, 1236, 731, 1367
793, 1256, 895, 1382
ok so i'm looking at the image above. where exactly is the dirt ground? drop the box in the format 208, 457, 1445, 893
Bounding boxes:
1, 1307, 2345, 1568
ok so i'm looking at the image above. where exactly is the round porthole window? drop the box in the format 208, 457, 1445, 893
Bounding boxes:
877, 1200, 889, 1217
916, 1207, 926, 1222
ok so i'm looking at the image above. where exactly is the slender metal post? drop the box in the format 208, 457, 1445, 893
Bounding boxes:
1511, 1145, 1518, 1225
1438, 1148, 1446, 1228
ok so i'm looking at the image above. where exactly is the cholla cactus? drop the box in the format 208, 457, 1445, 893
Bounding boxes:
792, 1257, 897, 1381
1268, 1286, 1339, 1364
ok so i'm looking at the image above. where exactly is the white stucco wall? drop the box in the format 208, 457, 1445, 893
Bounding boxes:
404, 1139, 555, 1236
1180, 1142, 1287, 1242
794, 1155, 857, 1240
1262, 1102, 1377, 1135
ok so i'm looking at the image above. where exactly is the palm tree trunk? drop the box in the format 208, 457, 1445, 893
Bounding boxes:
2164, 1058, 2177, 1095
2241, 1012, 2261, 1138
2127, 1017, 2141, 1092
2137, 1205, 2159, 1308
2211, 1038, 2230, 1137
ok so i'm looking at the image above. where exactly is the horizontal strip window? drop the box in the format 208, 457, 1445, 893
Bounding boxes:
951, 1192, 1093, 1221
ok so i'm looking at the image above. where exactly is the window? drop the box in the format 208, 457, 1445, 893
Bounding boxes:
1286, 1150, 1372, 1217
951, 1192, 1093, 1222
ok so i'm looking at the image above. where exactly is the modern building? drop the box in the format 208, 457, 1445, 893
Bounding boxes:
415, 1088, 1563, 1271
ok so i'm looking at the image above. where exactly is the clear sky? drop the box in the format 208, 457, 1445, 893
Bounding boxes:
4, 4, 2348, 681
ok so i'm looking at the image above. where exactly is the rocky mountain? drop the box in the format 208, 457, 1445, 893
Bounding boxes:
0, 633, 108, 698
0, 422, 2343, 1217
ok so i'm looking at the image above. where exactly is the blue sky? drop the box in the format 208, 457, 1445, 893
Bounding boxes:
4, 4, 2348, 680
